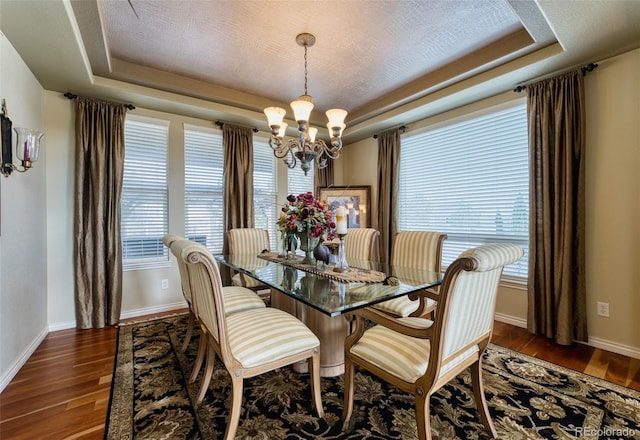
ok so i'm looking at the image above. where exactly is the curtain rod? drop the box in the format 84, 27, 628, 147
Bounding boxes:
373, 125, 406, 139
513, 62, 598, 93
215, 120, 258, 133
64, 92, 136, 110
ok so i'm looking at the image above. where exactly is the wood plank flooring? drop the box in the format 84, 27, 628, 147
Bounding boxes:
1, 313, 639, 440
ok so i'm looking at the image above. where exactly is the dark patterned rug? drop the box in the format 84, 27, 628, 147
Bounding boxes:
105, 314, 640, 439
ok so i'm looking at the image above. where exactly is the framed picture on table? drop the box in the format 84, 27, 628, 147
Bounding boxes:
317, 186, 371, 228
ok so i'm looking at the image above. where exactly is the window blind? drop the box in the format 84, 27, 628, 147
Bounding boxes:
253, 137, 278, 249
398, 102, 529, 278
121, 117, 169, 268
287, 160, 315, 196
184, 126, 224, 254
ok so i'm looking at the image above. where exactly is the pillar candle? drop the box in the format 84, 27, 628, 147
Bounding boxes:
336, 206, 347, 234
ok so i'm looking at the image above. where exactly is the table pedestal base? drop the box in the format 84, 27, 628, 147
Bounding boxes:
271, 289, 349, 377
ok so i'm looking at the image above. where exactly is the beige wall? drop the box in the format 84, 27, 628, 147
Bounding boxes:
0, 32, 47, 388
340, 48, 640, 356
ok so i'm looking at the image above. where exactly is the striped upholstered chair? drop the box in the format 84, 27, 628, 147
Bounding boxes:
227, 228, 271, 292
344, 227, 380, 263
343, 243, 524, 440
166, 238, 265, 383
371, 230, 447, 317
180, 241, 324, 439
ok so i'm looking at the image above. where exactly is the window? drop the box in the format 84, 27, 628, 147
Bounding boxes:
253, 137, 278, 249
184, 125, 224, 254
398, 102, 529, 279
287, 160, 315, 196
121, 116, 169, 268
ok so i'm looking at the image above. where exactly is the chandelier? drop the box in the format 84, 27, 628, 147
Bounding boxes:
264, 33, 347, 176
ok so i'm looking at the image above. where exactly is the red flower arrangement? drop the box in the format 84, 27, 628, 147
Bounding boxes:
277, 192, 336, 240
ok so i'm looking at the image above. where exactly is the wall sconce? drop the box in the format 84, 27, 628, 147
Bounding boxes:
1, 99, 44, 177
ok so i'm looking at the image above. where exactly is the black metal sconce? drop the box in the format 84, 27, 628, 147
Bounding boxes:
1, 99, 44, 177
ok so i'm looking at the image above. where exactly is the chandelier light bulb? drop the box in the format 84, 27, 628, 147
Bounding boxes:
326, 109, 348, 129
308, 127, 318, 143
277, 122, 288, 138
264, 107, 286, 127
290, 95, 314, 124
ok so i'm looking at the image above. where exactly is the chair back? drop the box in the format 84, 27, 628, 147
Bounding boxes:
435, 243, 523, 362
390, 231, 446, 283
162, 234, 182, 249
345, 228, 380, 262
180, 241, 228, 346
227, 228, 270, 255
167, 237, 194, 304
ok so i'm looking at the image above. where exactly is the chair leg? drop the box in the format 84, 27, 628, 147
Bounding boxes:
196, 342, 215, 404
181, 310, 195, 352
470, 360, 498, 439
415, 393, 432, 440
223, 376, 244, 440
308, 350, 324, 418
342, 357, 355, 425
189, 331, 207, 383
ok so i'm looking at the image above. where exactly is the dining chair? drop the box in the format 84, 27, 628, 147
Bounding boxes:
165, 238, 266, 383
226, 228, 271, 293
180, 241, 324, 440
343, 243, 524, 440
372, 230, 447, 317
344, 227, 380, 263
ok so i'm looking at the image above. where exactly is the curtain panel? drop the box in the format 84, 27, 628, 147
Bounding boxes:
73, 97, 128, 328
314, 158, 334, 193
222, 124, 255, 284
527, 70, 587, 345
376, 128, 401, 264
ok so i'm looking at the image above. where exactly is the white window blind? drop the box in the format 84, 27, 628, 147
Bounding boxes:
184, 125, 224, 254
253, 137, 278, 249
121, 117, 169, 268
398, 102, 529, 279
287, 161, 315, 196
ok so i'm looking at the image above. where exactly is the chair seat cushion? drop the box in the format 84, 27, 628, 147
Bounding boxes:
226, 308, 320, 368
231, 272, 265, 289
349, 318, 478, 383
372, 296, 435, 317
222, 286, 265, 315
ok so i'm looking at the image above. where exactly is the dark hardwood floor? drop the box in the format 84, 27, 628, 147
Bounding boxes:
1, 312, 639, 440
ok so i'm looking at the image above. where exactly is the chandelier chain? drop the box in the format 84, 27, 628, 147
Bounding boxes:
304, 43, 308, 96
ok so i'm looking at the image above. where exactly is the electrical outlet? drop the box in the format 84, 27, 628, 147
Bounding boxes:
596, 301, 609, 317
161, 279, 169, 290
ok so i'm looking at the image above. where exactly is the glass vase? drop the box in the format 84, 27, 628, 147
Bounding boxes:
298, 231, 317, 265
282, 231, 297, 260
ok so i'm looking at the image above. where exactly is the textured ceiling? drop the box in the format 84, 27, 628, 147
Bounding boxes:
94, 0, 554, 121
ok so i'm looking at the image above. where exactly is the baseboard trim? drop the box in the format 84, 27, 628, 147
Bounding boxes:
118, 301, 188, 320
494, 312, 640, 360
0, 325, 48, 393
494, 312, 527, 328
587, 336, 640, 360
47, 301, 189, 332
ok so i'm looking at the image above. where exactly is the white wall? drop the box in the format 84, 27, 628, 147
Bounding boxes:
0, 32, 47, 390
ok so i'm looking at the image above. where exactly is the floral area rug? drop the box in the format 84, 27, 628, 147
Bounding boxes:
105, 314, 640, 439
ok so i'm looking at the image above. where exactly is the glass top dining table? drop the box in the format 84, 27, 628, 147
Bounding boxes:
215, 253, 443, 317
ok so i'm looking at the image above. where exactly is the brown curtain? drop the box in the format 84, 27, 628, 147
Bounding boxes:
222, 124, 254, 284
73, 97, 128, 328
527, 70, 587, 345
376, 128, 401, 264
314, 158, 334, 195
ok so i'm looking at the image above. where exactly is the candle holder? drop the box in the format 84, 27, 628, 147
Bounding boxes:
333, 233, 350, 273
